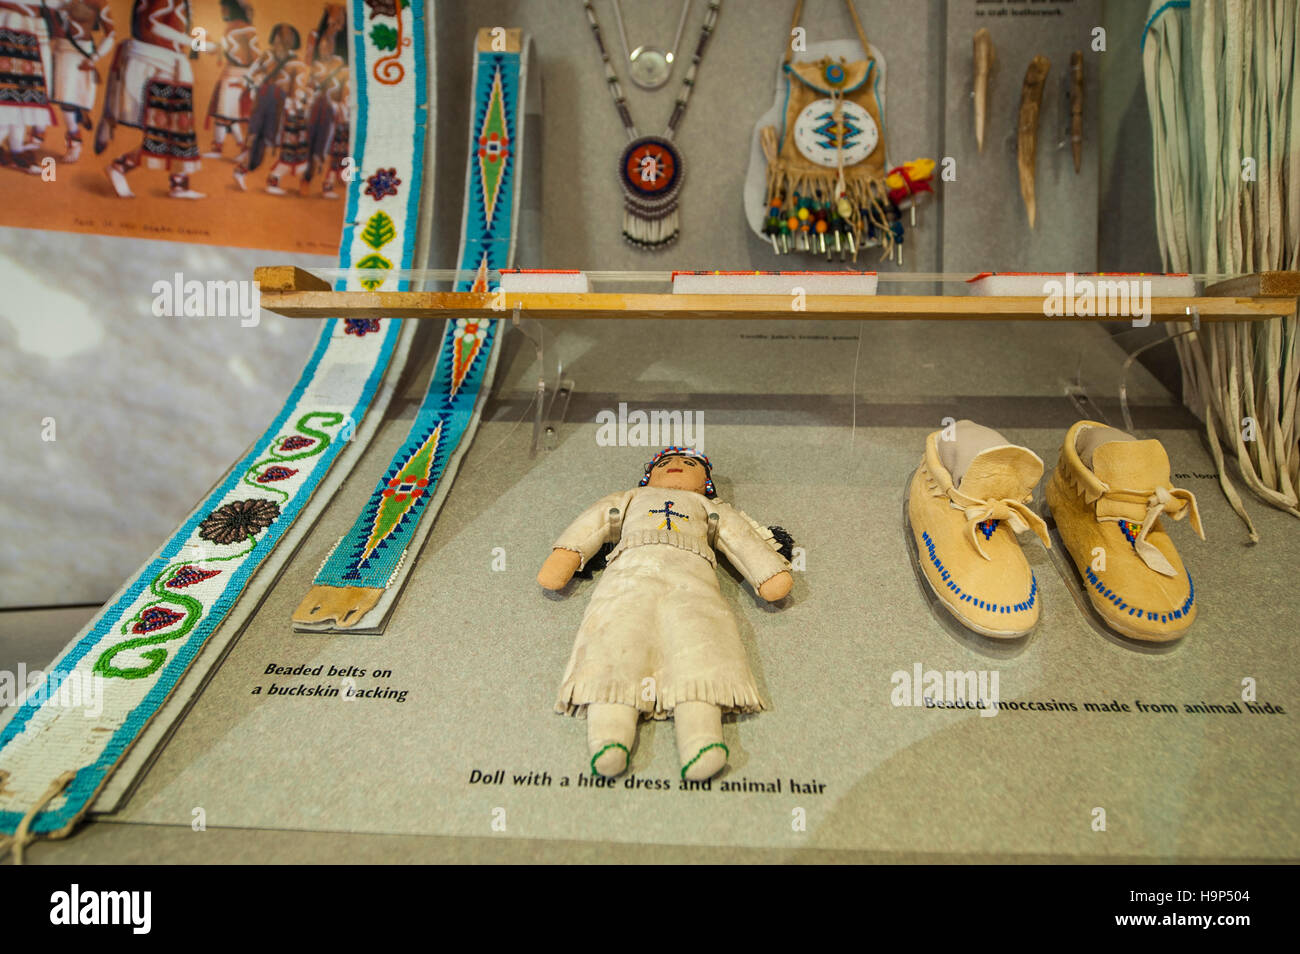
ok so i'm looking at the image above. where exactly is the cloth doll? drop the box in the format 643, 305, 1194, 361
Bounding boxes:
538, 447, 794, 781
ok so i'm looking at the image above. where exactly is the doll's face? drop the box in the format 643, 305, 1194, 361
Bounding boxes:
645, 455, 708, 494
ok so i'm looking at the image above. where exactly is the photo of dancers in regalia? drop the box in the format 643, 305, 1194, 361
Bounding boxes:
0, 0, 57, 173
96, 0, 203, 198
302, 3, 346, 199
49, 0, 116, 163
0, 0, 355, 251
202, 0, 254, 158
230, 3, 347, 198
230, 19, 304, 193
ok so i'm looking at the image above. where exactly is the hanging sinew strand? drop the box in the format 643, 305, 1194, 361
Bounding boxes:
583, 0, 722, 249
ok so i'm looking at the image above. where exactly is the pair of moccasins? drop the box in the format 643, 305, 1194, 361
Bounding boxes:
908, 419, 1204, 642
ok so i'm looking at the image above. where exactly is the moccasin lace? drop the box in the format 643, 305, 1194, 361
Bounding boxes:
947, 487, 1050, 560
1097, 484, 1204, 576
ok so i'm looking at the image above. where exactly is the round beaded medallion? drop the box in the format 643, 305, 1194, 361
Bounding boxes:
791, 97, 879, 169
618, 135, 685, 247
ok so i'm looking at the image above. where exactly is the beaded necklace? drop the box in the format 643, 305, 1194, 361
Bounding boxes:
581, 0, 721, 249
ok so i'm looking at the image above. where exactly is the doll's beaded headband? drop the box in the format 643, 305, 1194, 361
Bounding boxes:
640, 446, 715, 497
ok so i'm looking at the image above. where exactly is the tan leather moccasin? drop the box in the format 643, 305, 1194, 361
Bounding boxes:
1044, 421, 1204, 642
908, 421, 1051, 638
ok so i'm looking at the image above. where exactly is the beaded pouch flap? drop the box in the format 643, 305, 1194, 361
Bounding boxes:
785, 57, 874, 97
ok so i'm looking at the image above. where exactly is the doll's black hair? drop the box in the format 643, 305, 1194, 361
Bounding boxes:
573, 543, 613, 579
270, 23, 301, 51
767, 526, 795, 562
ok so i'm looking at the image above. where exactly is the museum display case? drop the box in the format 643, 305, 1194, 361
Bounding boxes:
0, 0, 1295, 867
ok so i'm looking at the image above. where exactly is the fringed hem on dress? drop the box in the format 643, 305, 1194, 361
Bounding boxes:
555, 677, 768, 720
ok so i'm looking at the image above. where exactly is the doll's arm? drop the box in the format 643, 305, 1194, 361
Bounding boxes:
714, 503, 793, 602
537, 491, 628, 589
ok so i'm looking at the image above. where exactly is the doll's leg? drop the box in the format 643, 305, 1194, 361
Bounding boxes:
587, 702, 637, 778
675, 701, 727, 781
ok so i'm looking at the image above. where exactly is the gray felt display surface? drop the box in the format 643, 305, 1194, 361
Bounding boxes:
86, 313, 1300, 860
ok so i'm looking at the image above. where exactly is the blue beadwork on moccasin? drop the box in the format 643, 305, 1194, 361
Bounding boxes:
1083, 565, 1194, 624
921, 531, 1037, 615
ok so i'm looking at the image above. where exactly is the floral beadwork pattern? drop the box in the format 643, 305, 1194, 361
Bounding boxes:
367, 0, 411, 85
352, 253, 392, 291
256, 466, 299, 483
92, 412, 342, 681
131, 607, 184, 634
365, 167, 401, 200
361, 211, 396, 250
345, 318, 383, 336
0, 0, 428, 839
164, 565, 222, 589
242, 411, 346, 502
198, 499, 281, 546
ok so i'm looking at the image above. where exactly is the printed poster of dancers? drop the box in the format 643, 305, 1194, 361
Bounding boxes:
0, 0, 351, 252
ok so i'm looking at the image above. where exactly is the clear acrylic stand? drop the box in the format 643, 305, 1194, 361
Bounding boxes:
508, 303, 574, 456
1065, 310, 1200, 430
1117, 314, 1198, 435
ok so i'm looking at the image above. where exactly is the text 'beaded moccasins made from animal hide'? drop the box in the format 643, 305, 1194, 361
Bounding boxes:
1045, 420, 1205, 642
908, 421, 1051, 638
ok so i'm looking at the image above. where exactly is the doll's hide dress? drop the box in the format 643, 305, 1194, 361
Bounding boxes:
552, 487, 790, 720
